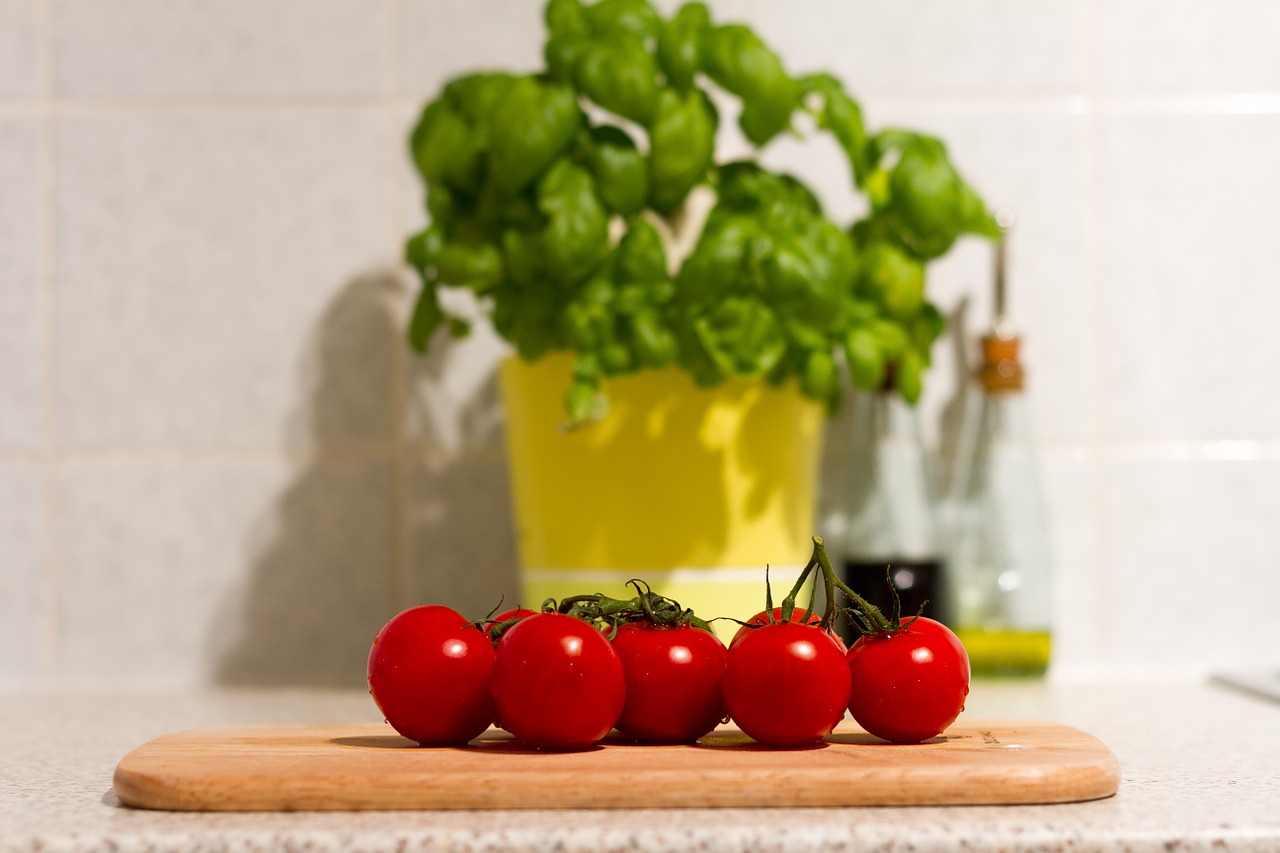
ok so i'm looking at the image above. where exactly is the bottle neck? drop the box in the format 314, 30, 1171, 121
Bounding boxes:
977, 333, 1025, 393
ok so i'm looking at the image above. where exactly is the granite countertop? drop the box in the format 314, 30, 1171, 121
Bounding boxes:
1, 679, 1277, 852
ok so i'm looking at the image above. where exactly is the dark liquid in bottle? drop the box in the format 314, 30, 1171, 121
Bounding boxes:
839, 558, 947, 644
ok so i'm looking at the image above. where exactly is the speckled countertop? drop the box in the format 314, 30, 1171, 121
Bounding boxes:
1, 680, 1277, 852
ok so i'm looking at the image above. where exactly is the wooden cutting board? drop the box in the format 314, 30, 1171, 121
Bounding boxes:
113, 719, 1119, 811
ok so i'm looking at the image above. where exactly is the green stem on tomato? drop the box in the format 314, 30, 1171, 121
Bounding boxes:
810, 535, 896, 634
778, 559, 815, 625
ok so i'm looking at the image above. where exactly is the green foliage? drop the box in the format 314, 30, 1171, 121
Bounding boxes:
406, 0, 997, 424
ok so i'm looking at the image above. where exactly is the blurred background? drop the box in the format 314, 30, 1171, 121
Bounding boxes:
2, 0, 1278, 690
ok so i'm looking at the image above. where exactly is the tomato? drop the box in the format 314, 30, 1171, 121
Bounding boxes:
367, 604, 496, 746
491, 612, 626, 750
846, 616, 970, 744
731, 606, 843, 650
722, 622, 851, 747
610, 623, 727, 744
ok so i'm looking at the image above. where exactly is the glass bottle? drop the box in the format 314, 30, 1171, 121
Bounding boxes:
947, 217, 1053, 675
834, 385, 950, 645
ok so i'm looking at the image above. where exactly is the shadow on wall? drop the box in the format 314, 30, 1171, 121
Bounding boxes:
212, 270, 519, 688
400, 299, 521, 619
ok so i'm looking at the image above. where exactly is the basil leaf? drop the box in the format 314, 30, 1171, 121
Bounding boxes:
584, 125, 649, 216
799, 73, 869, 186
435, 240, 504, 291
488, 77, 581, 194
649, 88, 717, 211
843, 327, 885, 390
801, 349, 838, 401
410, 101, 482, 193
404, 226, 443, 274
615, 219, 668, 282
693, 297, 786, 378
628, 309, 678, 367
856, 241, 925, 321
537, 159, 610, 286
701, 25, 796, 146
585, 0, 661, 40
657, 2, 709, 92
444, 72, 516, 125
895, 347, 924, 403
545, 0, 589, 38
574, 36, 660, 125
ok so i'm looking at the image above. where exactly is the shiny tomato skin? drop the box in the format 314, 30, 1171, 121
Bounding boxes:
367, 604, 496, 746
731, 607, 844, 651
846, 616, 971, 744
491, 612, 626, 750
611, 623, 727, 744
723, 622, 852, 747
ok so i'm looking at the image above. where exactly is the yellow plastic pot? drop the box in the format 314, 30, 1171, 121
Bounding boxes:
499, 353, 825, 639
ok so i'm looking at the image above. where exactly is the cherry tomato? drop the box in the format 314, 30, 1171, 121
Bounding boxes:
846, 616, 971, 744
731, 607, 843, 651
611, 623, 727, 744
722, 622, 851, 747
491, 612, 626, 750
367, 604, 496, 746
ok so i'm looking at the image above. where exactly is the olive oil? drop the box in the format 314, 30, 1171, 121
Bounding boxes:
954, 628, 1051, 676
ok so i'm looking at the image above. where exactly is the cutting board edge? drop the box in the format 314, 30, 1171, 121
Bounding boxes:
112, 718, 1121, 812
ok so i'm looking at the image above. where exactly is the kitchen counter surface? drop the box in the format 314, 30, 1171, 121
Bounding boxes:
1, 679, 1277, 852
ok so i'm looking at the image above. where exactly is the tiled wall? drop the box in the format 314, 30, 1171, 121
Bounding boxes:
2, 0, 1278, 689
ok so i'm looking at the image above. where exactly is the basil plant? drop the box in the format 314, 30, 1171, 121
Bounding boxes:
406, 0, 998, 425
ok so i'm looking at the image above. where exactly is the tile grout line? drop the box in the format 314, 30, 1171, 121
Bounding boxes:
1082, 0, 1110, 665
4, 92, 1280, 116
36, 0, 58, 686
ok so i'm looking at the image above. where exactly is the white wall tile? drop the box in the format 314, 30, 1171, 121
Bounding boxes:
55, 109, 394, 450
862, 104, 1093, 447
53, 0, 391, 98
1102, 454, 1280, 671
1099, 0, 1280, 94
397, 0, 1089, 98
405, 448, 521, 619
740, 0, 1087, 96
1099, 112, 1280, 441
0, 118, 43, 451
56, 457, 393, 688
0, 463, 44, 684
0, 0, 39, 99
1040, 449, 1100, 672
400, 0, 544, 97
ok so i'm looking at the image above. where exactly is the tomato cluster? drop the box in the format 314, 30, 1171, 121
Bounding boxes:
367, 541, 971, 751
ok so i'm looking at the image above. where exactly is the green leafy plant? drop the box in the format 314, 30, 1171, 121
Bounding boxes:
405, 0, 998, 426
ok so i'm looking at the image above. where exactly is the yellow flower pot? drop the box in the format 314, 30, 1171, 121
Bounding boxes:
499, 352, 826, 639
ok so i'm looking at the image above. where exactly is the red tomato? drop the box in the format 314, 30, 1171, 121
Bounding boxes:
491, 612, 626, 750
611, 623, 727, 744
722, 622, 851, 747
731, 606, 842, 650
846, 616, 971, 744
367, 604, 496, 746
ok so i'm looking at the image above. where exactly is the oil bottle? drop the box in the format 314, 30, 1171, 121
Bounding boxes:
947, 212, 1053, 675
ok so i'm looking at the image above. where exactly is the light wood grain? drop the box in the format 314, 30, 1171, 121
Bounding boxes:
113, 719, 1119, 811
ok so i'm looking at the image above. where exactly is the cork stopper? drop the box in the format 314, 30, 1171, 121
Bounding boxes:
977, 333, 1024, 393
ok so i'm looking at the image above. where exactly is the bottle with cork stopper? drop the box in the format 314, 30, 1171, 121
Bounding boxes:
946, 209, 1053, 675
